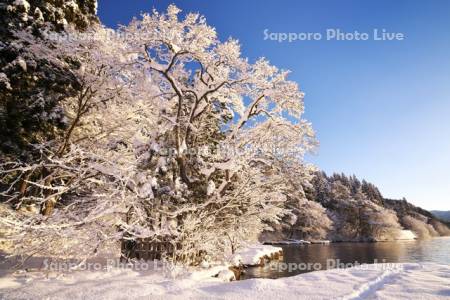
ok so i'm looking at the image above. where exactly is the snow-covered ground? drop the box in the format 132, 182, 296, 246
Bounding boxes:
0, 263, 449, 299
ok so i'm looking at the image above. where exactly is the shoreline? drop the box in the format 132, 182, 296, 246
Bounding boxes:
242, 237, 450, 280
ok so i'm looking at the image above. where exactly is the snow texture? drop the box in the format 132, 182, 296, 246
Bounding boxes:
0, 263, 449, 299
231, 244, 282, 266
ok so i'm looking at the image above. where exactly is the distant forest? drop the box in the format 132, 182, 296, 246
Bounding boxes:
264, 171, 450, 242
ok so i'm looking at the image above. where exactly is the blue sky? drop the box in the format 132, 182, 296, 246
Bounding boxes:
98, 0, 450, 210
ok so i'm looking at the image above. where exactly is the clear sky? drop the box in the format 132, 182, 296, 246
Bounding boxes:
98, 0, 450, 210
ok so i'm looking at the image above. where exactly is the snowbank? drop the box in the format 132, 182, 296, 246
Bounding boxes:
0, 263, 449, 299
396, 229, 417, 240
231, 244, 282, 266
264, 239, 312, 245
310, 240, 331, 244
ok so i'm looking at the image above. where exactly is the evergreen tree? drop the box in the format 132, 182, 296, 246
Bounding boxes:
0, 0, 98, 157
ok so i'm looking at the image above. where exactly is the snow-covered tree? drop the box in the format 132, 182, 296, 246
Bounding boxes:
0, 22, 147, 259
287, 198, 332, 240
113, 5, 316, 262
0, 5, 316, 264
317, 177, 403, 241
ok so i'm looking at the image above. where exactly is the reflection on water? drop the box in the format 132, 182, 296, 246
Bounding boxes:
243, 237, 450, 279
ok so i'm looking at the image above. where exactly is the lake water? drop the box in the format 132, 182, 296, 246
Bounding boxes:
242, 237, 450, 279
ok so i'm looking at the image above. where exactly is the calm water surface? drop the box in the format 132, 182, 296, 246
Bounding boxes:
243, 237, 450, 279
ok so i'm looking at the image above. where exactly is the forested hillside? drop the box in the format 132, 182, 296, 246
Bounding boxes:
268, 171, 450, 242
431, 211, 450, 223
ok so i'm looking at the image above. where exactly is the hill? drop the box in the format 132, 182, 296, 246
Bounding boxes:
431, 211, 450, 223
265, 171, 450, 242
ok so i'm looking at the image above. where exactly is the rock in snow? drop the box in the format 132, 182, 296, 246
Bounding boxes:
231, 244, 283, 266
